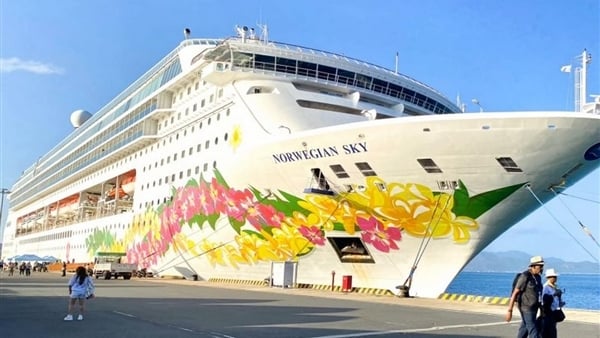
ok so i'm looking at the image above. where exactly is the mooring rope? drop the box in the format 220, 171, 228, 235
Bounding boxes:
401, 192, 453, 290
550, 187, 600, 248
525, 185, 599, 262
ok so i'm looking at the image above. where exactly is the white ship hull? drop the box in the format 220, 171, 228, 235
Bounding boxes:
2, 32, 599, 298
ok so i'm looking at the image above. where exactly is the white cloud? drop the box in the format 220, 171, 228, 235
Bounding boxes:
0, 57, 64, 74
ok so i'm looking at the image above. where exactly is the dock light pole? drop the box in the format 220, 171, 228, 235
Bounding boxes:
471, 99, 483, 112
0, 188, 10, 230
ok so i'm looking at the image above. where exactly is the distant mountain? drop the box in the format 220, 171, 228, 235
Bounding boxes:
464, 251, 599, 273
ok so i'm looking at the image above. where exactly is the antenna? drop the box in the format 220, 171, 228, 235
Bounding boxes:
395, 52, 399, 74
183, 28, 191, 40
471, 98, 483, 113
577, 49, 592, 112
258, 23, 269, 44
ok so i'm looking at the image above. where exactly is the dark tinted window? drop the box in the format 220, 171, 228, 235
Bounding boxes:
317, 64, 336, 81
337, 69, 355, 85
276, 57, 296, 74
255, 54, 275, 71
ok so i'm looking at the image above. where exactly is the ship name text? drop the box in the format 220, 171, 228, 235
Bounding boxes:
272, 142, 367, 163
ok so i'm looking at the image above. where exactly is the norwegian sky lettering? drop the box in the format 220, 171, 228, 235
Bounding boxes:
272, 142, 367, 163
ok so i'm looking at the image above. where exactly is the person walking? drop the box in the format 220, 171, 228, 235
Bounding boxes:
506, 255, 544, 337
64, 266, 95, 321
541, 268, 564, 338
61, 262, 67, 277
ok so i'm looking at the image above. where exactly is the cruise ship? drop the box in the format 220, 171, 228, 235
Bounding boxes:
2, 26, 599, 298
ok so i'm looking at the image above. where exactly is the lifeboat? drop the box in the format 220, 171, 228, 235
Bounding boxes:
58, 195, 79, 216
106, 187, 127, 200
120, 171, 136, 196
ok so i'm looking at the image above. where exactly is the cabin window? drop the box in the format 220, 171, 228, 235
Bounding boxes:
355, 162, 377, 177
496, 157, 523, 172
417, 158, 443, 173
330, 164, 350, 178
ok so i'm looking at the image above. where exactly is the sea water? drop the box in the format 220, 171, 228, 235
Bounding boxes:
446, 272, 600, 310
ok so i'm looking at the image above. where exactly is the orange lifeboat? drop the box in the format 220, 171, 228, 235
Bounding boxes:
120, 171, 136, 196
107, 187, 127, 199
58, 195, 79, 215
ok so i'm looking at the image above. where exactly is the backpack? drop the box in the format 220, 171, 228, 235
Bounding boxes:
511, 270, 532, 303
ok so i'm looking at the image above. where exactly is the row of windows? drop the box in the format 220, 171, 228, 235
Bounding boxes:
142, 132, 229, 174
18, 223, 127, 250
138, 160, 218, 210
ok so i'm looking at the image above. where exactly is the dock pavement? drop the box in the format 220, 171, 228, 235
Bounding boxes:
1, 271, 598, 338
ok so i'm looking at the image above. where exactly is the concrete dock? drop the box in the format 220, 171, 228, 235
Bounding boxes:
1, 272, 598, 338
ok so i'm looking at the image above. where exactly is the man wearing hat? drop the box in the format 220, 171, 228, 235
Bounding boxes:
541, 268, 564, 338
506, 255, 544, 337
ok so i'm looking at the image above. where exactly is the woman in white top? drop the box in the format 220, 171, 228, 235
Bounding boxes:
64, 266, 95, 321
542, 268, 563, 338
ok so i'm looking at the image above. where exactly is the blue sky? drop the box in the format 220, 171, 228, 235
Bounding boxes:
0, 0, 598, 262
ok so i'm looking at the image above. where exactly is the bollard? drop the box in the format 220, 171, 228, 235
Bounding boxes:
331, 270, 335, 292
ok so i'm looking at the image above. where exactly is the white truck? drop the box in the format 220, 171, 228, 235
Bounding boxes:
93, 252, 136, 280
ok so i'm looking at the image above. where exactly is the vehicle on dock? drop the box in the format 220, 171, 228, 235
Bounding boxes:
92, 252, 136, 280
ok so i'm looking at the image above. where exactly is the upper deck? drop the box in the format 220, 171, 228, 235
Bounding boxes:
8, 32, 460, 207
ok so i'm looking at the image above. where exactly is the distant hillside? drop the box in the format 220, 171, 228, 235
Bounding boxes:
464, 251, 599, 273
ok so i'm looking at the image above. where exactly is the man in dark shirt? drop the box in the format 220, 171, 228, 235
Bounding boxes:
506, 255, 544, 337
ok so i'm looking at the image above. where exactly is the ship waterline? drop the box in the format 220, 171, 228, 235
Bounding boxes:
2, 28, 599, 298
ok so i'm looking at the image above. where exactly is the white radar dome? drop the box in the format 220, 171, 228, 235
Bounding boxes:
70, 109, 92, 128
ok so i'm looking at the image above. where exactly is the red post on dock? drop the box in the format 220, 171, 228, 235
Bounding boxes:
342, 275, 352, 292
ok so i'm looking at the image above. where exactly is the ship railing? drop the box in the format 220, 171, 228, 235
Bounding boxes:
227, 37, 446, 97
234, 60, 446, 113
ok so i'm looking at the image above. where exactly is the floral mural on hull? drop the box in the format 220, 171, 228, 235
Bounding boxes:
86, 169, 524, 268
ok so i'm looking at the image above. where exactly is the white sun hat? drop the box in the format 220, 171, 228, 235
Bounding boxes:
529, 256, 545, 266
545, 268, 559, 278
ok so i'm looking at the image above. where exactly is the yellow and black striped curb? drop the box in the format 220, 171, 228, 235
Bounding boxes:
438, 293, 510, 305
207, 278, 266, 286
207, 278, 394, 296
164, 277, 508, 303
